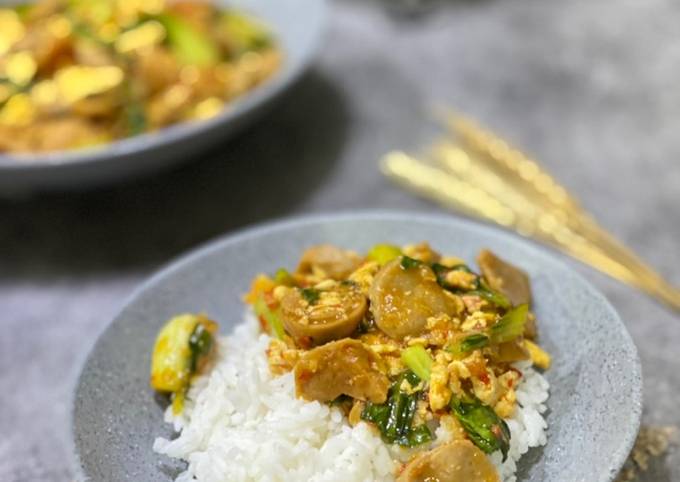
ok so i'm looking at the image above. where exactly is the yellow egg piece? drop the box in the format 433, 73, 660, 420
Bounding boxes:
54, 65, 124, 104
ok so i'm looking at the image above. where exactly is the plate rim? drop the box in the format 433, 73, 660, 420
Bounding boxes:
0, 0, 328, 171
70, 209, 643, 481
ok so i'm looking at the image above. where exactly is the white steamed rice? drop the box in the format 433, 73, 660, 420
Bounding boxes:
153, 312, 549, 482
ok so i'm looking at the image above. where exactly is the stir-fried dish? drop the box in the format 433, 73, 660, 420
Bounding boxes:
150, 242, 552, 482
0, 0, 280, 153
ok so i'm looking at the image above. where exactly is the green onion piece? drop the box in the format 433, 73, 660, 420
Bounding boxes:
367, 244, 402, 265
400, 255, 422, 270
490, 304, 529, 344
157, 13, 220, 66
253, 294, 285, 339
274, 268, 294, 286
396, 424, 433, 447
300, 288, 320, 304
401, 345, 432, 382
460, 333, 490, 352
384, 386, 417, 441
188, 322, 213, 373
221, 11, 273, 52
469, 289, 512, 309
361, 370, 429, 447
447, 333, 489, 359
451, 396, 511, 460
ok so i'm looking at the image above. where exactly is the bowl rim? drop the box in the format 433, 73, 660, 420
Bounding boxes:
0, 0, 328, 171
70, 209, 643, 481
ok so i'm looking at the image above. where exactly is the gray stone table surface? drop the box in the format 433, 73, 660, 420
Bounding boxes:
1, 0, 679, 480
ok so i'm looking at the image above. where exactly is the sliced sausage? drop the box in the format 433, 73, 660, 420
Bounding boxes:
369, 258, 460, 339
477, 249, 536, 338
294, 339, 390, 404
397, 440, 500, 482
280, 283, 367, 346
297, 244, 362, 280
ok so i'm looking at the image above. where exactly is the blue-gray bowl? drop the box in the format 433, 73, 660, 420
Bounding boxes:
72, 211, 642, 481
0, 0, 327, 193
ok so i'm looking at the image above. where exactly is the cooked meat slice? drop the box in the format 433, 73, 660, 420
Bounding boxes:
477, 249, 531, 306
297, 244, 362, 280
294, 339, 390, 403
477, 249, 535, 338
369, 258, 460, 339
279, 283, 367, 346
397, 440, 499, 482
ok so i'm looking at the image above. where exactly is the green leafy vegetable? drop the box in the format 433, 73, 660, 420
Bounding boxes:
300, 288, 320, 304
400, 256, 422, 270
451, 396, 511, 460
367, 244, 402, 265
471, 289, 512, 309
188, 323, 213, 373
431, 264, 511, 309
401, 345, 432, 381
253, 295, 285, 339
125, 102, 146, 136
361, 398, 390, 425
469, 279, 512, 309
397, 423, 433, 447
431, 263, 451, 286
361, 371, 432, 447
432, 263, 480, 291
489, 304, 529, 344
157, 13, 220, 66
384, 385, 417, 441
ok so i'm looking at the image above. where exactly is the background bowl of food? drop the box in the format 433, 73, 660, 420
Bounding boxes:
0, 0, 327, 192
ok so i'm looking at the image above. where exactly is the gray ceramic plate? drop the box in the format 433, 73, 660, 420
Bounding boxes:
0, 0, 326, 193
72, 212, 642, 481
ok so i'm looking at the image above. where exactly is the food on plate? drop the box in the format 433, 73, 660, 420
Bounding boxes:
0, 0, 280, 153
151, 242, 551, 482
150, 313, 218, 414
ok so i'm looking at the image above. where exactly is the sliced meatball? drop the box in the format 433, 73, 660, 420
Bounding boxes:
279, 283, 367, 346
397, 440, 499, 482
477, 249, 535, 338
369, 258, 460, 339
477, 249, 531, 306
297, 244, 362, 280
294, 339, 390, 403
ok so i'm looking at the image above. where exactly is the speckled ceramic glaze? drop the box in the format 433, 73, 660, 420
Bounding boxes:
72, 212, 642, 481
0, 0, 327, 193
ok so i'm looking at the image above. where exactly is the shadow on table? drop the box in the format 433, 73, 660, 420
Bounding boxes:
0, 69, 349, 279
